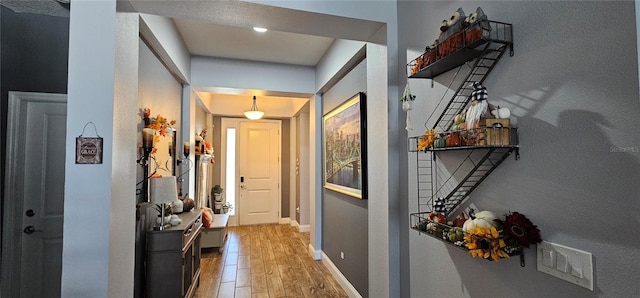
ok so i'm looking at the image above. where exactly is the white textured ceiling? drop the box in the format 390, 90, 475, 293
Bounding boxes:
6, 0, 384, 116
172, 19, 332, 115
174, 19, 334, 66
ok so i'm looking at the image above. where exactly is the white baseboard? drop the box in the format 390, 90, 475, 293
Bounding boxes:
279, 217, 291, 224
291, 220, 299, 228
307, 243, 321, 260
321, 252, 362, 298
298, 224, 310, 232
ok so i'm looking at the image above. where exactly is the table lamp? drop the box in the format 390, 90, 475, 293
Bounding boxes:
150, 176, 177, 230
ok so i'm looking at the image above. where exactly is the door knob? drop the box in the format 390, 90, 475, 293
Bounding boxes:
26, 209, 36, 217
23, 226, 42, 234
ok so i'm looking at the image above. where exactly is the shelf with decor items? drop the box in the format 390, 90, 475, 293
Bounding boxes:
407, 20, 513, 133
409, 126, 518, 219
409, 211, 539, 266
405, 10, 537, 264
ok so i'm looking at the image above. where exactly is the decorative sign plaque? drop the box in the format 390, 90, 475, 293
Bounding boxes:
76, 122, 103, 164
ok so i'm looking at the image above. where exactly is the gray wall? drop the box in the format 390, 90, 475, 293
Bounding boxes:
0, 7, 69, 251
295, 112, 304, 224
212, 116, 222, 193
399, 1, 640, 297
281, 119, 290, 218
137, 38, 182, 199
322, 59, 368, 297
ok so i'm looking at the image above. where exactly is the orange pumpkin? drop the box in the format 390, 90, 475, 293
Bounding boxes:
446, 132, 461, 147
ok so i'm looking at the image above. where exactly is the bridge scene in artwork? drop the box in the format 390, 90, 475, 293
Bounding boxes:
325, 131, 361, 183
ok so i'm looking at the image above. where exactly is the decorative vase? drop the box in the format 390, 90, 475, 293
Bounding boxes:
214, 194, 222, 202
214, 201, 222, 213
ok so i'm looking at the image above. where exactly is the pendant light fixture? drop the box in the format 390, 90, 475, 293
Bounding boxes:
244, 95, 264, 120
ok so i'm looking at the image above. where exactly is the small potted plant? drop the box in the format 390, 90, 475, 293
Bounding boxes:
400, 84, 416, 108
211, 185, 224, 202
400, 84, 416, 131
222, 203, 232, 214
154, 203, 172, 225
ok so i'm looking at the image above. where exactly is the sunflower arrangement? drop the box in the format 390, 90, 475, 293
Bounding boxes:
464, 226, 510, 261
414, 209, 542, 263
463, 211, 541, 261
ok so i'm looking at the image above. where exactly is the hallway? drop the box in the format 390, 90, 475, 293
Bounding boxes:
194, 224, 349, 298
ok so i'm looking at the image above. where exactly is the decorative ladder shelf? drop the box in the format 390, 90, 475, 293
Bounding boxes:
407, 20, 516, 217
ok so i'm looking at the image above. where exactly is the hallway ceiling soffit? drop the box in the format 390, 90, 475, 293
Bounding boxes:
125, 0, 386, 43
197, 92, 309, 118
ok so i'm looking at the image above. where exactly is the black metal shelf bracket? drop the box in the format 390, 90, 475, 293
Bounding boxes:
407, 21, 517, 217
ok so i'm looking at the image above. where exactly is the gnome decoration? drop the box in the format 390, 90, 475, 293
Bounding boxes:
465, 82, 489, 129
401, 83, 416, 131
434, 197, 447, 213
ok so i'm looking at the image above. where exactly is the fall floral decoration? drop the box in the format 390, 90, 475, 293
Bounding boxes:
464, 226, 510, 261
204, 141, 213, 155
142, 108, 176, 137
140, 108, 176, 154
494, 211, 542, 249
417, 129, 438, 151
412, 209, 542, 264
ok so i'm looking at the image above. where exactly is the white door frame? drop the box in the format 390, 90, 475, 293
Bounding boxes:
220, 118, 281, 226
2, 91, 67, 298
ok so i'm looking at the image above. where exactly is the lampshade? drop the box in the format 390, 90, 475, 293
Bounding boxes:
244, 96, 264, 120
150, 176, 177, 204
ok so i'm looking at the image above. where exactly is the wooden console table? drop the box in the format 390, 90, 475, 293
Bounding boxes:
146, 210, 202, 298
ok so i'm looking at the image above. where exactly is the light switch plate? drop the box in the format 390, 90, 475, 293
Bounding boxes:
542, 248, 554, 268
537, 241, 593, 291
556, 252, 569, 273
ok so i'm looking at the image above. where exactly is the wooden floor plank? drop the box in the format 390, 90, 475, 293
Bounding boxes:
238, 255, 251, 269
194, 224, 349, 298
217, 282, 236, 298
236, 268, 252, 288
235, 286, 252, 298
220, 265, 237, 283
267, 276, 286, 298
225, 252, 239, 265
251, 272, 268, 294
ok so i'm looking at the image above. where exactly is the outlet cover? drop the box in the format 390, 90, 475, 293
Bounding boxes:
537, 241, 593, 291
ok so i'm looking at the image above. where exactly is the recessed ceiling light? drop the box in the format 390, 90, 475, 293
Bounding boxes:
253, 27, 268, 33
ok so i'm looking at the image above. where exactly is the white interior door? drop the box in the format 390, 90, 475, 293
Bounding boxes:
238, 120, 280, 225
2, 92, 66, 298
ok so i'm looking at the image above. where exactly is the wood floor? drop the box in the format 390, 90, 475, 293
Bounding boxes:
194, 224, 349, 298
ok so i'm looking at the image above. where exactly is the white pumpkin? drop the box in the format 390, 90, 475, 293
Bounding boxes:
496, 108, 511, 119
462, 210, 498, 232
490, 107, 511, 119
